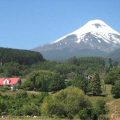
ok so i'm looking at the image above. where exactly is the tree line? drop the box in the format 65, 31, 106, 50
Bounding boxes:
0, 47, 44, 65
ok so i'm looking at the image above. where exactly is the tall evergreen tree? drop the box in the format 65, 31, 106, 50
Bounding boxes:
91, 73, 102, 96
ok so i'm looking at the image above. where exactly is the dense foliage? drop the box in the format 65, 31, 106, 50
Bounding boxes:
105, 67, 120, 98
68, 75, 89, 94
112, 80, 120, 98
23, 70, 65, 92
0, 62, 29, 77
41, 87, 107, 119
0, 47, 44, 65
0, 88, 107, 119
41, 87, 89, 119
0, 91, 48, 116
0, 54, 120, 119
91, 73, 102, 96
105, 67, 120, 85
31, 57, 106, 79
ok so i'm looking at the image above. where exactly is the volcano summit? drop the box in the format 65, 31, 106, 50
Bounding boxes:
33, 19, 120, 60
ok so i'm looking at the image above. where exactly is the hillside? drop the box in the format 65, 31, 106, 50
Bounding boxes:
0, 47, 45, 65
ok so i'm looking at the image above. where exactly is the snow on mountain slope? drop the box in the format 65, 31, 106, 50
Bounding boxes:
33, 19, 120, 60
52, 19, 120, 44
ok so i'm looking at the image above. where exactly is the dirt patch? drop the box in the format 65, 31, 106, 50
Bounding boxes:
107, 99, 120, 120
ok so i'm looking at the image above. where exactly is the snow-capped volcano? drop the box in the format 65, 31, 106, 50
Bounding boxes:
52, 19, 120, 45
33, 19, 120, 60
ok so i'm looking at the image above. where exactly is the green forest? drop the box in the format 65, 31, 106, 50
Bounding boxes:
0, 48, 120, 120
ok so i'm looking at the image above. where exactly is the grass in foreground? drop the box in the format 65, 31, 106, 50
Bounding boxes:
0, 116, 80, 120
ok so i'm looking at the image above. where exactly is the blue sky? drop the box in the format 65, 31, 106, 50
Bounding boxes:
0, 0, 120, 49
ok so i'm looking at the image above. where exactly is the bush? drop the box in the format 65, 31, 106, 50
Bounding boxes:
95, 99, 107, 115
41, 87, 91, 119
79, 99, 107, 120
4, 92, 48, 116
0, 86, 10, 92
0, 99, 8, 115
79, 108, 93, 120
16, 91, 28, 99
21, 103, 40, 116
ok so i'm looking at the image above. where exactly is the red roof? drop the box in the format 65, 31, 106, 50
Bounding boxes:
0, 77, 21, 86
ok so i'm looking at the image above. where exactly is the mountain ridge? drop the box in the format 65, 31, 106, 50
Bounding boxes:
33, 19, 120, 60
52, 19, 120, 44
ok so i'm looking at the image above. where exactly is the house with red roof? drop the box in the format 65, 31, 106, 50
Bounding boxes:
0, 77, 21, 87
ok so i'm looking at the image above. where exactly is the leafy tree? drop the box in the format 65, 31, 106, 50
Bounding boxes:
23, 70, 65, 92
105, 68, 120, 85
48, 75, 65, 91
70, 75, 89, 94
1, 62, 29, 77
3, 62, 20, 77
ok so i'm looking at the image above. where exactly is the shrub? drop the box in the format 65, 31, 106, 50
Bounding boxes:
0, 99, 8, 115
8, 92, 48, 116
21, 103, 40, 116
16, 91, 28, 99
79, 108, 93, 120
0, 86, 10, 92
78, 99, 107, 120
95, 100, 107, 115
41, 87, 91, 119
